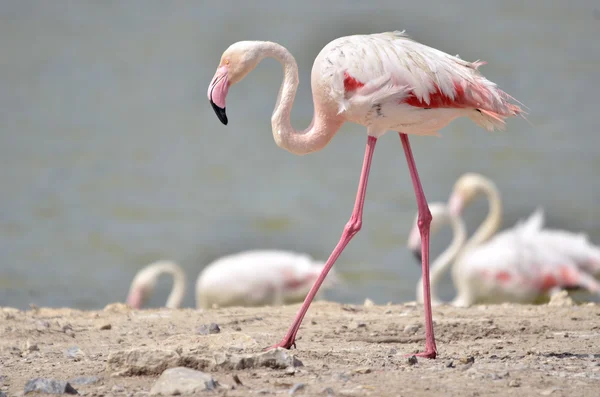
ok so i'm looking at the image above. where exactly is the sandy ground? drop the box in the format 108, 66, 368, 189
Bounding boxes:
1, 296, 600, 397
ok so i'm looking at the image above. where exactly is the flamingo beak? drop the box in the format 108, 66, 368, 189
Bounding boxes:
412, 248, 422, 262
207, 66, 230, 125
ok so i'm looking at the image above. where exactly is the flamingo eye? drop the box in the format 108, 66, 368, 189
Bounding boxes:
224, 59, 230, 65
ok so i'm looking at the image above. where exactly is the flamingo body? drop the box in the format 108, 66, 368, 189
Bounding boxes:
409, 174, 600, 307
317, 32, 520, 137
125, 251, 338, 310
196, 250, 336, 308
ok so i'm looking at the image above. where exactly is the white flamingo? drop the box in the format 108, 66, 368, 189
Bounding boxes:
406, 177, 600, 306
126, 250, 339, 309
207, 31, 523, 358
447, 173, 600, 277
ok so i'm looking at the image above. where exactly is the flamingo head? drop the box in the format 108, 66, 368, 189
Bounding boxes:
125, 265, 161, 309
448, 172, 487, 217
407, 202, 450, 263
208, 41, 263, 125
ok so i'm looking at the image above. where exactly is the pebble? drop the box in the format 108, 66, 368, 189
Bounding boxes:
196, 323, 220, 335
150, 367, 217, 396
24, 378, 78, 395
99, 324, 112, 330
69, 377, 101, 386
0, 391, 6, 397
459, 356, 475, 365
363, 298, 375, 307
106, 348, 180, 376
214, 348, 303, 370
403, 324, 420, 334
322, 387, 335, 396
445, 360, 454, 368
26, 340, 39, 352
407, 355, 418, 366
288, 383, 305, 395
508, 380, 520, 387
65, 346, 85, 361
352, 367, 371, 374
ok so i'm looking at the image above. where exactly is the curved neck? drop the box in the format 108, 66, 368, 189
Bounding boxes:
461, 178, 502, 255
259, 42, 343, 155
417, 210, 467, 303
150, 262, 186, 309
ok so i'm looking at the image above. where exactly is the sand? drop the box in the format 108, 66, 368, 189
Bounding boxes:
1, 295, 599, 396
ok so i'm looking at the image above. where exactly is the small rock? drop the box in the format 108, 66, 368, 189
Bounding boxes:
403, 324, 420, 334
24, 378, 78, 395
232, 374, 243, 386
99, 324, 112, 331
106, 348, 180, 376
214, 348, 303, 370
508, 380, 520, 387
352, 367, 371, 374
150, 367, 216, 396
26, 340, 39, 352
0, 391, 6, 397
445, 360, 454, 368
363, 298, 375, 307
69, 377, 100, 386
111, 385, 124, 393
548, 290, 574, 307
289, 383, 305, 395
459, 356, 475, 365
322, 387, 335, 395
539, 387, 559, 395
196, 323, 220, 335
65, 347, 85, 361
407, 355, 418, 365
285, 367, 296, 375
355, 322, 367, 329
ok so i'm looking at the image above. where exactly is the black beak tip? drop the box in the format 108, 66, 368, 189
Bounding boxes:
412, 249, 422, 263
210, 100, 228, 125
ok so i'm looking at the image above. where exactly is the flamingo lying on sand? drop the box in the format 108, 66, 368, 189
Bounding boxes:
207, 31, 523, 358
126, 250, 339, 309
447, 173, 600, 277
407, 202, 600, 306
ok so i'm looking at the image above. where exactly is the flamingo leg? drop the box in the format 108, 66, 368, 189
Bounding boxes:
268, 136, 377, 350
399, 132, 437, 359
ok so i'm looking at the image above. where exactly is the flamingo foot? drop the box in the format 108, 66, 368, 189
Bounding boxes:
405, 349, 437, 359
264, 339, 296, 351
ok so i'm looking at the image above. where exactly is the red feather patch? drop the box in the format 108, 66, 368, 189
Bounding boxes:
404, 82, 472, 109
343, 71, 364, 92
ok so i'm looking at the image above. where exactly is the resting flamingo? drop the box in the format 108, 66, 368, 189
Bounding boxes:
407, 202, 600, 306
447, 173, 600, 277
126, 250, 339, 309
207, 31, 523, 358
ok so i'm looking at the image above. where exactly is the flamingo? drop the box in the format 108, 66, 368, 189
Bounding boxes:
447, 173, 600, 277
126, 250, 339, 309
207, 31, 523, 358
407, 202, 600, 306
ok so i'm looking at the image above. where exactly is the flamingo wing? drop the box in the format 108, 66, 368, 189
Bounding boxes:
322, 31, 521, 129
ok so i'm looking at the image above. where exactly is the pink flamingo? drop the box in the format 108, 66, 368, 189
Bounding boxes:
407, 202, 600, 307
207, 31, 523, 358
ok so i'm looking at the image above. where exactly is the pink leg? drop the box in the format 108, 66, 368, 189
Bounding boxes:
268, 136, 377, 350
399, 132, 437, 359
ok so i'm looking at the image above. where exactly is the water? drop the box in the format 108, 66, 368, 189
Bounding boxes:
1, 1, 599, 309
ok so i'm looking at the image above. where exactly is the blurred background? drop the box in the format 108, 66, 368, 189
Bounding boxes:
1, 0, 599, 309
